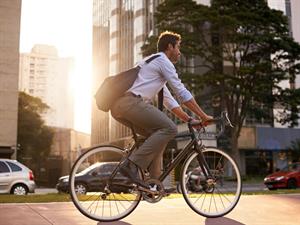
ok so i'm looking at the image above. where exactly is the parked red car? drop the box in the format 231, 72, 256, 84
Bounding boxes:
264, 162, 300, 190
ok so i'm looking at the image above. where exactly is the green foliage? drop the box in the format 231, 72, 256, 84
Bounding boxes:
17, 92, 54, 162
142, 0, 300, 158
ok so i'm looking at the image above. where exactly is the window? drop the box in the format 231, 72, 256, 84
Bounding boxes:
0, 161, 10, 173
6, 162, 22, 172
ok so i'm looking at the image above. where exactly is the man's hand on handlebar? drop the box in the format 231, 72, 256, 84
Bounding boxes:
201, 115, 214, 126
189, 115, 214, 129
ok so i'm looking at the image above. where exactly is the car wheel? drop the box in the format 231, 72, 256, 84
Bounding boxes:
11, 184, 28, 195
268, 187, 277, 191
75, 183, 87, 194
287, 179, 297, 189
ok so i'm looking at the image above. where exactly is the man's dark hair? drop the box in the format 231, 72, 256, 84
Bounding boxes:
157, 31, 181, 52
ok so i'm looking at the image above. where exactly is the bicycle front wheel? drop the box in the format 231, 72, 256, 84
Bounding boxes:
181, 147, 242, 218
69, 145, 142, 222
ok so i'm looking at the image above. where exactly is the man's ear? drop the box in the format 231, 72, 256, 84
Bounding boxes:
167, 43, 173, 50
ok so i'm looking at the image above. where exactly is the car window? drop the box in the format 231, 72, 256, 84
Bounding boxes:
103, 164, 117, 172
92, 165, 108, 175
0, 161, 10, 173
6, 161, 22, 172
90, 163, 117, 175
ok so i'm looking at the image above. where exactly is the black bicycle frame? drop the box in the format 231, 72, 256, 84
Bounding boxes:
158, 125, 213, 182
108, 123, 214, 185
158, 136, 195, 182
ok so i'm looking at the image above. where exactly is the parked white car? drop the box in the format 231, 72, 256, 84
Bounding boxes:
0, 159, 36, 195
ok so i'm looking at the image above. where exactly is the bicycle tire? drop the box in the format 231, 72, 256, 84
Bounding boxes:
69, 145, 142, 222
181, 147, 242, 218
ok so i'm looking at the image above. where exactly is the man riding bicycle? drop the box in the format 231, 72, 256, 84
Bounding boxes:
111, 31, 213, 188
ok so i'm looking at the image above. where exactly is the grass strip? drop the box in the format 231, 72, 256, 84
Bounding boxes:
0, 193, 71, 203
0, 189, 299, 203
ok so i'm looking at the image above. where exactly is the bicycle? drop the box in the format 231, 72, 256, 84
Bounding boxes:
69, 111, 242, 222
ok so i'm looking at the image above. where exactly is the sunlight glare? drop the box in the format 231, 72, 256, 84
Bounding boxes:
20, 0, 93, 134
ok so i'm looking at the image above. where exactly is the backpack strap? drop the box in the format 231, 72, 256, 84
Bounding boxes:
145, 54, 160, 64
158, 88, 163, 111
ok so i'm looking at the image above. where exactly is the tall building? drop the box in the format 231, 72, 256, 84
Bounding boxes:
0, 0, 22, 159
92, 0, 158, 145
92, 0, 110, 145
19, 44, 75, 129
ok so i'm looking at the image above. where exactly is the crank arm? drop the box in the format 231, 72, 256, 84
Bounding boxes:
137, 186, 160, 195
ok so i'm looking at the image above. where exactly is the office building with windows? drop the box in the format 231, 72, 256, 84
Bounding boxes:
19, 44, 75, 129
92, 0, 160, 145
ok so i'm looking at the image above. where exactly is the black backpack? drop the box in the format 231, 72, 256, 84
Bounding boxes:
95, 55, 161, 112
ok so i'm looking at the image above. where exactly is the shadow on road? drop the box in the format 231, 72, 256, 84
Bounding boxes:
205, 217, 245, 225
97, 221, 132, 225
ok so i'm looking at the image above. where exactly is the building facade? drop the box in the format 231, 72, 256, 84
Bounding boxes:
0, 0, 22, 159
92, 0, 110, 145
92, 0, 160, 145
19, 44, 75, 129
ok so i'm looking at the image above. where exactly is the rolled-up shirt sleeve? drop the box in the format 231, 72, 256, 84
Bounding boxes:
163, 85, 180, 111
158, 57, 193, 103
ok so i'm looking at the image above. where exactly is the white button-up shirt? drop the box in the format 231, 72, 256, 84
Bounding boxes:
127, 52, 193, 111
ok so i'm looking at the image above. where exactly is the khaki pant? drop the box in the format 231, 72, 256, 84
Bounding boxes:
111, 94, 177, 179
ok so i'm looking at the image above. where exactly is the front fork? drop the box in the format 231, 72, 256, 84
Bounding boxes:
195, 145, 214, 181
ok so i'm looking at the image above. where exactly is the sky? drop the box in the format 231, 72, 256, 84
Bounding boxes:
20, 0, 93, 134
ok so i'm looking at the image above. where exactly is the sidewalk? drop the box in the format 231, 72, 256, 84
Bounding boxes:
1, 195, 299, 225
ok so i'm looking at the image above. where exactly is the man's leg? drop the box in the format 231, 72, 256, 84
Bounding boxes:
148, 150, 164, 179
111, 95, 177, 177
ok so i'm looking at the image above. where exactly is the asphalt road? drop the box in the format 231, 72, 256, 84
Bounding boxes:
0, 194, 299, 225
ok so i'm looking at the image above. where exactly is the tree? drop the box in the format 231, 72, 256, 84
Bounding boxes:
17, 92, 54, 162
142, 0, 300, 166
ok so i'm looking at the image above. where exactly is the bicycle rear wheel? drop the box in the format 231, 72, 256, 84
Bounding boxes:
69, 145, 142, 222
181, 147, 242, 218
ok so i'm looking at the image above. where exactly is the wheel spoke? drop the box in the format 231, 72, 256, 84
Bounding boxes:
112, 193, 120, 215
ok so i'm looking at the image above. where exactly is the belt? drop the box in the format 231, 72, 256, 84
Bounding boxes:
124, 92, 141, 98
123, 92, 154, 105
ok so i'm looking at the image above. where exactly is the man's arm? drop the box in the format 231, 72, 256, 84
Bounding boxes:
183, 98, 213, 122
171, 107, 191, 122
170, 98, 213, 125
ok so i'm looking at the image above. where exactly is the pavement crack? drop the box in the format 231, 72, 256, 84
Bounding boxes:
25, 203, 54, 225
